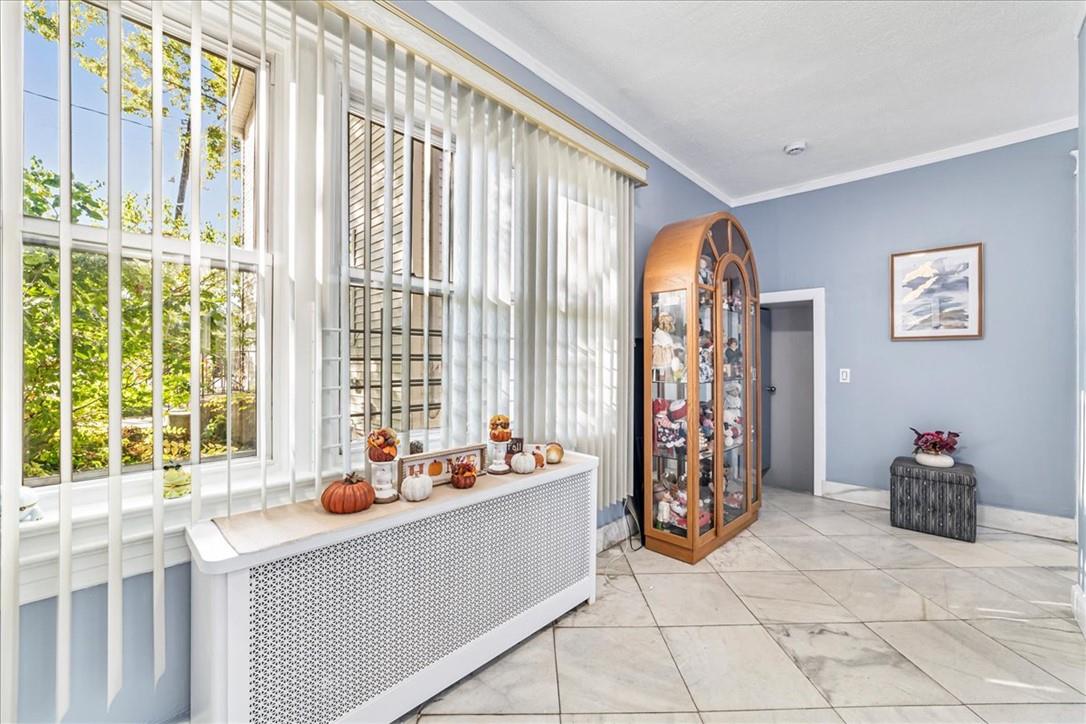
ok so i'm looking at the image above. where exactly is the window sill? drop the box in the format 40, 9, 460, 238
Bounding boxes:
16, 460, 341, 605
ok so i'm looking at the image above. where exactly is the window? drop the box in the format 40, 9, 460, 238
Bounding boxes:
20, 0, 261, 483
347, 113, 447, 441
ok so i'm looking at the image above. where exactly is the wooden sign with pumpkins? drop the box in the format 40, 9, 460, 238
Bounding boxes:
397, 444, 488, 489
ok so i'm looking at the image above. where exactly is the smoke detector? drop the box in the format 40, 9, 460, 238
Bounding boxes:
783, 141, 807, 156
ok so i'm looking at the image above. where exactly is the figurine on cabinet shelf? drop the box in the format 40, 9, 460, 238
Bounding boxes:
670, 347, 686, 382
699, 406, 714, 438
654, 409, 686, 451
724, 381, 742, 410
725, 337, 742, 366
652, 312, 677, 370
698, 255, 713, 285
698, 332, 714, 383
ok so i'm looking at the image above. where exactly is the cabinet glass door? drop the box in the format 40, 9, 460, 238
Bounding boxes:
650, 290, 689, 538
696, 285, 715, 536
720, 264, 748, 524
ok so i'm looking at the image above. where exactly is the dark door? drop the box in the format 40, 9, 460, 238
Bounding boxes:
760, 306, 773, 475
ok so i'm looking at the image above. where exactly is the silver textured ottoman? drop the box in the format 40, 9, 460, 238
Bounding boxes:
890, 456, 977, 542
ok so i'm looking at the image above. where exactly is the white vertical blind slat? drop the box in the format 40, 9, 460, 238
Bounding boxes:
421, 62, 433, 440
512, 114, 528, 433
439, 76, 455, 449
0, 1, 23, 719
481, 97, 495, 421
287, 1, 298, 502
150, 0, 166, 683
188, 0, 204, 521
314, 3, 325, 493
106, 0, 124, 704
362, 27, 373, 438
225, 0, 235, 516
466, 91, 484, 441
450, 84, 471, 445
56, 0, 74, 714
257, 0, 270, 509
340, 11, 351, 473
497, 107, 512, 415
400, 52, 414, 440
381, 38, 394, 429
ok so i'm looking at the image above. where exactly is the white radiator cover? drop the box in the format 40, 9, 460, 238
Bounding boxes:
187, 453, 598, 723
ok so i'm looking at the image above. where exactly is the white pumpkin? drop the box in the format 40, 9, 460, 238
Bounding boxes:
400, 472, 433, 502
510, 451, 536, 474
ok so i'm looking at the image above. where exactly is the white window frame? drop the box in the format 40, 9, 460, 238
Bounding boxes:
14, 0, 302, 605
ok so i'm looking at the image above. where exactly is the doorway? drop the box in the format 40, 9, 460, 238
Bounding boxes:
759, 288, 826, 497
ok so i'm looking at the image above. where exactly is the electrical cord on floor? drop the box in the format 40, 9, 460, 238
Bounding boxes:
623, 495, 643, 551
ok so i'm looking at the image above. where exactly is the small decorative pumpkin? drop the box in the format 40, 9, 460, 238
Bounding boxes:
428, 459, 445, 477
367, 427, 399, 462
489, 414, 512, 442
450, 459, 478, 489
545, 441, 564, 464
510, 451, 536, 474
532, 445, 546, 468
400, 472, 433, 502
321, 472, 376, 514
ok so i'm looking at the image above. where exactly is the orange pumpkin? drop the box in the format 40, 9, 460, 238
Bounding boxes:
488, 414, 512, 442
428, 459, 445, 477
320, 473, 376, 514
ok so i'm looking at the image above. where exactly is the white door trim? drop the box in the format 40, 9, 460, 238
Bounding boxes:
760, 288, 827, 498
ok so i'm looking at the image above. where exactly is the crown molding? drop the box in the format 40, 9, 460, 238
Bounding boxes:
426, 0, 738, 207
731, 116, 1079, 206
427, 1, 1077, 210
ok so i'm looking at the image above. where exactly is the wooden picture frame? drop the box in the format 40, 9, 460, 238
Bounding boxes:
398, 444, 487, 487
890, 242, 983, 341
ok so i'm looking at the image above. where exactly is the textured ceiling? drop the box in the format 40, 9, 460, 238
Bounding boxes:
434, 1, 1080, 204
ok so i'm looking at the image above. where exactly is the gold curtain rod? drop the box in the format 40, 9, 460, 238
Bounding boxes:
319, 0, 649, 185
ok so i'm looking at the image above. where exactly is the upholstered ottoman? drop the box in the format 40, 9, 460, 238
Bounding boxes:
889, 456, 976, 542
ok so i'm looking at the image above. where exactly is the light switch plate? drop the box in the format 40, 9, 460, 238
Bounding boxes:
839, 368, 851, 383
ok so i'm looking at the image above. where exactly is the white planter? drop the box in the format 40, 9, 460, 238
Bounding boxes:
915, 452, 954, 468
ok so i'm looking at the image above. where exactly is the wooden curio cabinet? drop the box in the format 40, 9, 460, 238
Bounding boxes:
643, 212, 761, 564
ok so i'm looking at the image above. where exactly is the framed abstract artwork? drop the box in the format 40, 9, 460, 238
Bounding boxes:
890, 242, 983, 341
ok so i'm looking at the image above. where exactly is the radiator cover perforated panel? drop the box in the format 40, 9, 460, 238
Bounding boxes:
247, 472, 593, 723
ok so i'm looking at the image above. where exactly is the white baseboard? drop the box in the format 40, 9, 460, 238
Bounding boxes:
822, 481, 889, 509
822, 480, 1078, 543
1074, 584, 1086, 637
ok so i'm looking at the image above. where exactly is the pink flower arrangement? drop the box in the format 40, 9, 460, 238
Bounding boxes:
910, 428, 959, 455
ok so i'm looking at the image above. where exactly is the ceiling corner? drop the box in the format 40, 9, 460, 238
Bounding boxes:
426, 0, 738, 208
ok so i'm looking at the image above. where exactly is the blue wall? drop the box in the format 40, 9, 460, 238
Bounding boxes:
740, 130, 1078, 517
18, 565, 191, 723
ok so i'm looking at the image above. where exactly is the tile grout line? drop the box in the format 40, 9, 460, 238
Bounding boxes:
550, 624, 562, 717
956, 616, 1086, 697
628, 551, 702, 714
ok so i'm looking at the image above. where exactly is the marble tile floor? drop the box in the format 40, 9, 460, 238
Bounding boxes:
399, 486, 1084, 724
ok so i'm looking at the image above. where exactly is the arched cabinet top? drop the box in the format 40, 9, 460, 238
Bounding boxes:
644, 211, 759, 297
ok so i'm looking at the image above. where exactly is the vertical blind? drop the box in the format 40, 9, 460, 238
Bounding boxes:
0, 1, 638, 718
